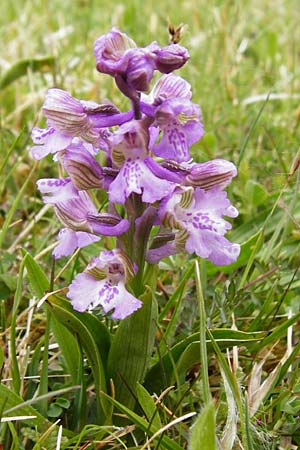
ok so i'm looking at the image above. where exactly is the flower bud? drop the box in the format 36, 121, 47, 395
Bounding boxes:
184, 159, 237, 190
94, 28, 136, 76
126, 49, 156, 92
154, 44, 189, 74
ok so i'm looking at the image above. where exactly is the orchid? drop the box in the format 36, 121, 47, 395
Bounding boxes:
32, 27, 240, 320
67, 249, 142, 319
148, 186, 240, 265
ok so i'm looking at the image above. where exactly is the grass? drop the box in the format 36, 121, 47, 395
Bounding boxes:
1, 0, 300, 449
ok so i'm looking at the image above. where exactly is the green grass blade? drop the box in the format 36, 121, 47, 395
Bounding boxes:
195, 260, 210, 404
101, 392, 186, 450
9, 254, 27, 395
136, 383, 162, 430
237, 94, 270, 167
0, 162, 38, 249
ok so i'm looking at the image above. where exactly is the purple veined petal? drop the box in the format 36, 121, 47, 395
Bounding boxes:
68, 248, 142, 319
150, 74, 192, 104
184, 159, 237, 190
60, 144, 104, 191
154, 98, 204, 162
37, 178, 78, 204
54, 190, 99, 232
193, 188, 233, 216
144, 156, 184, 183
153, 119, 190, 162
153, 98, 204, 162
30, 127, 72, 160
69, 276, 142, 319
108, 158, 176, 204
125, 49, 156, 92
158, 187, 240, 266
43, 89, 99, 144
88, 215, 130, 236
93, 279, 142, 319
67, 272, 102, 312
94, 28, 136, 76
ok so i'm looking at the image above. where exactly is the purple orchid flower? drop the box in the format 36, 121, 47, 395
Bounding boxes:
152, 98, 204, 162
148, 186, 240, 265
94, 28, 189, 95
139, 74, 204, 162
67, 249, 142, 319
107, 120, 176, 203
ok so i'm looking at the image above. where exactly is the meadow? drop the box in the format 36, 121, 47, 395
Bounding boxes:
1, 0, 300, 448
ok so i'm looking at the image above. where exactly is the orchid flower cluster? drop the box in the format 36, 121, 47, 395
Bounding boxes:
31, 28, 240, 320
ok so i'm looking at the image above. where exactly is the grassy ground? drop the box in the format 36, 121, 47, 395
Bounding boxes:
1, 0, 300, 448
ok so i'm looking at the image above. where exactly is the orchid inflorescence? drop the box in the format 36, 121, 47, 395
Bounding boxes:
31, 28, 240, 320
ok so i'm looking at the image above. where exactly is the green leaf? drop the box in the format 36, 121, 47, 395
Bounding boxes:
23, 250, 110, 422
50, 314, 81, 386
189, 402, 216, 450
0, 56, 55, 89
0, 384, 50, 429
47, 295, 110, 422
136, 383, 162, 430
22, 249, 49, 296
47, 403, 63, 418
55, 397, 71, 409
107, 287, 158, 410
145, 329, 266, 392
23, 250, 81, 383
0, 274, 17, 291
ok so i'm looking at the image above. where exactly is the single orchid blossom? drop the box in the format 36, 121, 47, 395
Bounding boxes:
152, 98, 204, 162
148, 186, 240, 265
67, 249, 142, 319
108, 120, 176, 204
